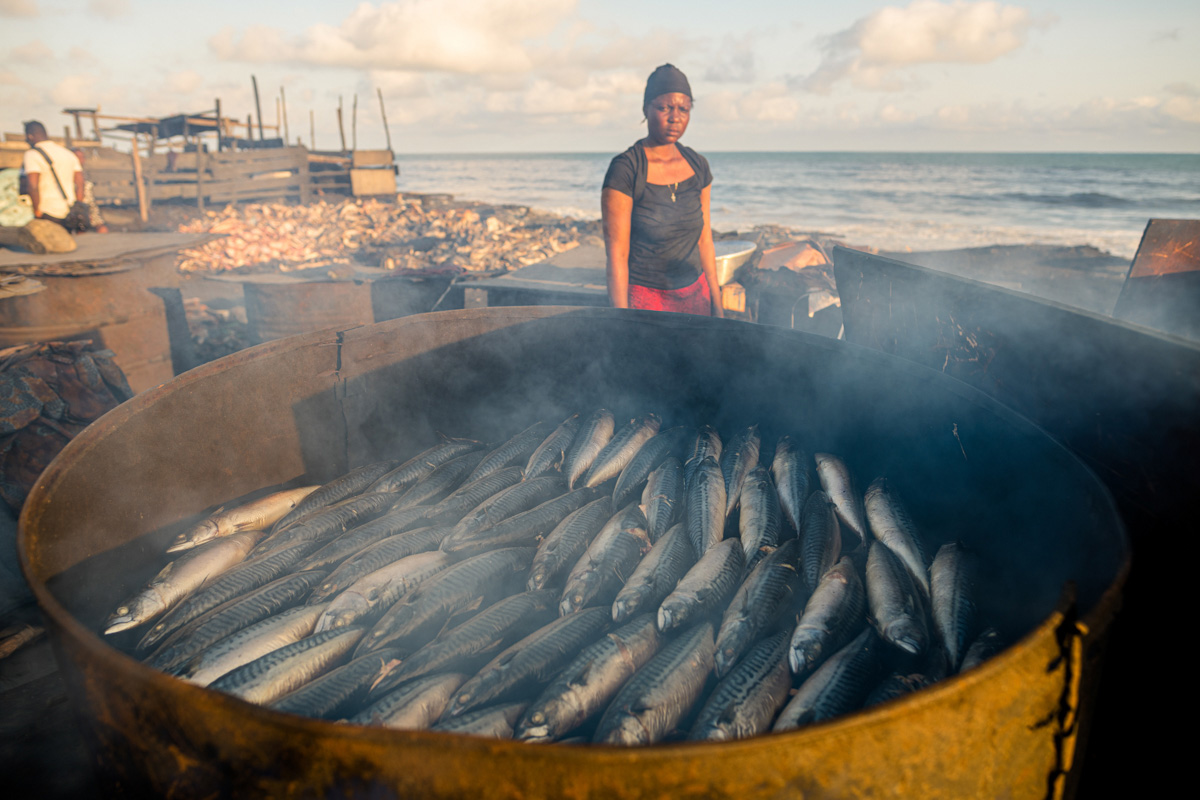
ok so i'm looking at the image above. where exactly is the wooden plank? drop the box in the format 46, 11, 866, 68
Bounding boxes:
204, 179, 304, 203
87, 167, 137, 181
91, 184, 138, 202
0, 152, 22, 169
202, 175, 302, 193
208, 160, 302, 180
350, 168, 396, 196
206, 146, 307, 167
352, 150, 394, 167
147, 183, 196, 200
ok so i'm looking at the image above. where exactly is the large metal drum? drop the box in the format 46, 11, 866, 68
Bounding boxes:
19, 307, 1128, 798
0, 263, 173, 393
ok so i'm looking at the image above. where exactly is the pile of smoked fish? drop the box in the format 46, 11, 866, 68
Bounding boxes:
104, 411, 1002, 745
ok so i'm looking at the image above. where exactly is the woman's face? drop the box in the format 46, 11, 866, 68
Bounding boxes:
645, 92, 692, 146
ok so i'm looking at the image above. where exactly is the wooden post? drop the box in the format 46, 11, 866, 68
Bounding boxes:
297, 146, 311, 204
351, 93, 357, 151
72, 113, 83, 140
196, 146, 206, 211
337, 96, 347, 152
131, 135, 148, 223
63, 126, 72, 147
215, 98, 223, 151
252, 75, 265, 140
144, 131, 156, 211
247, 114, 253, 142
377, 88, 393, 152
275, 97, 280, 136
91, 110, 99, 141
309, 109, 315, 150
280, 87, 290, 144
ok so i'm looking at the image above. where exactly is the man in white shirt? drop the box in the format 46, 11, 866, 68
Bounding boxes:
21, 120, 83, 227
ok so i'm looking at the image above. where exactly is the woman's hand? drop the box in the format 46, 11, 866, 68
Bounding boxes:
698, 185, 724, 318
602, 187, 633, 308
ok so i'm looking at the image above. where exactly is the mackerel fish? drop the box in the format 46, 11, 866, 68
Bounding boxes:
714, 539, 800, 678
691, 631, 791, 742
564, 408, 615, 489
720, 424, 760, 516
524, 412, 582, 479
584, 413, 661, 488
515, 614, 662, 743
527, 497, 613, 592
612, 523, 695, 624
814, 453, 868, 547
658, 537, 744, 633
593, 621, 715, 746
167, 487, 317, 553
209, 625, 365, 706
442, 606, 611, 719
107, 530, 264, 635
560, 503, 651, 616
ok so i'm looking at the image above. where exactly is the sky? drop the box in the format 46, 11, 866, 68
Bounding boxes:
1, 0, 1197, 153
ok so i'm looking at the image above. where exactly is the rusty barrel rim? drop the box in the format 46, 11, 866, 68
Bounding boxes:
19, 307, 1130, 798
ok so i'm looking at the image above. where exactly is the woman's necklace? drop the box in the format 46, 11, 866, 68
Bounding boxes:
671, 182, 678, 202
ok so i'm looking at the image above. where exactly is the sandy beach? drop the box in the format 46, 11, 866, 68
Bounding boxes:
90, 193, 1134, 366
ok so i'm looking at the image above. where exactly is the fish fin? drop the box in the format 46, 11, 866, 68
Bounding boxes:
369, 657, 404, 692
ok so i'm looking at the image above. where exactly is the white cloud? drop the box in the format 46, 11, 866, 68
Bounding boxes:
88, 0, 129, 19
800, 1, 1046, 94
921, 93, 1200, 135
703, 34, 756, 83
1160, 95, 1200, 124
705, 83, 800, 123
210, 0, 576, 75
509, 71, 642, 117
11, 40, 53, 62
0, 69, 22, 85
0, 0, 37, 18
370, 70, 432, 99
165, 70, 204, 95
879, 104, 916, 123
51, 73, 125, 108
68, 46, 97, 64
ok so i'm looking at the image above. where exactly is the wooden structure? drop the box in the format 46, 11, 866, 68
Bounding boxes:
3, 141, 397, 208
88, 146, 313, 206
3, 102, 398, 209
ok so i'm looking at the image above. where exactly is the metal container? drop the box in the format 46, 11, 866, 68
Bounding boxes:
20, 307, 1127, 798
0, 265, 173, 393
832, 245, 1198, 796
239, 271, 453, 344
714, 239, 756, 285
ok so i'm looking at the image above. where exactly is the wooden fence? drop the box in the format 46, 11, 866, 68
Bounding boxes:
2, 141, 396, 208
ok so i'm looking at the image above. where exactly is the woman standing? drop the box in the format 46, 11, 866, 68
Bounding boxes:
602, 64, 723, 317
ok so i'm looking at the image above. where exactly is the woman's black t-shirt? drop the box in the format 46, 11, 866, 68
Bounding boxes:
603, 143, 713, 290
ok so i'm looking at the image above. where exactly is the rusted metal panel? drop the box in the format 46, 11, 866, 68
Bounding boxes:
832, 245, 1200, 530
20, 307, 1127, 798
243, 280, 374, 344
1111, 219, 1200, 340
833, 247, 1197, 796
0, 268, 173, 393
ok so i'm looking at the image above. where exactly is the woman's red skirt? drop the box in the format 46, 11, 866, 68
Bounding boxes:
628, 274, 712, 315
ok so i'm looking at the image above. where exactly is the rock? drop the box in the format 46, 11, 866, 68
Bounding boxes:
0, 220, 77, 254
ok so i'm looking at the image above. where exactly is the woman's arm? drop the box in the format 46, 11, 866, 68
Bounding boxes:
698, 184, 724, 318
602, 187, 634, 308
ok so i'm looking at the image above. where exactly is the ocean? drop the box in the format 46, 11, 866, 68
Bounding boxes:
394, 152, 1200, 259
